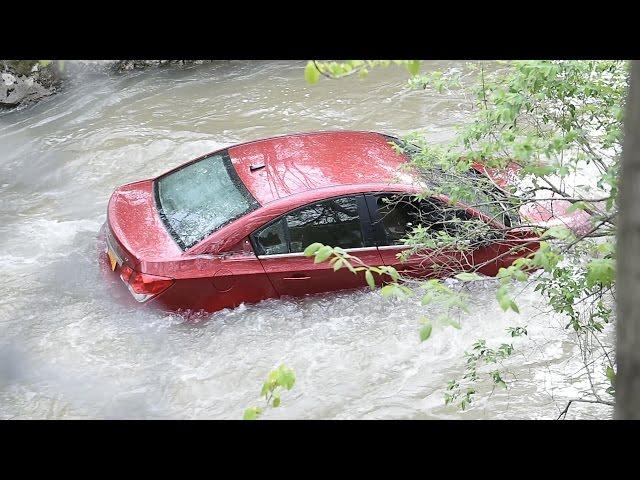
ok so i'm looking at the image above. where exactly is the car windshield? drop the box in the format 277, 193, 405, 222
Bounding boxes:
155, 152, 258, 249
387, 135, 519, 226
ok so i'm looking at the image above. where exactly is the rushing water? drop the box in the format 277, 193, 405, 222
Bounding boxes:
0, 60, 613, 419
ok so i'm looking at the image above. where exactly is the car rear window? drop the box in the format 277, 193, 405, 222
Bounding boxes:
252, 196, 366, 255
155, 151, 259, 250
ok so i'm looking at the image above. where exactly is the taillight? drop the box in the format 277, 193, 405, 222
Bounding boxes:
119, 266, 174, 303
120, 265, 134, 283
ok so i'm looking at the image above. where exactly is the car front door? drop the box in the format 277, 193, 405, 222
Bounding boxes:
251, 195, 384, 297
366, 193, 497, 278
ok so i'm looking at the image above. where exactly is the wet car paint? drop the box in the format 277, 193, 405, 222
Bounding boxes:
101, 131, 586, 314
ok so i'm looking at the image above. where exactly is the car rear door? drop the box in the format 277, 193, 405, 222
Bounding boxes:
251, 195, 384, 297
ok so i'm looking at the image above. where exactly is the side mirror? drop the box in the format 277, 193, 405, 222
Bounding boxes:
242, 238, 254, 253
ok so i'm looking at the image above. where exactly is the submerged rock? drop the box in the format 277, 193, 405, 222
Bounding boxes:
1, 60, 62, 109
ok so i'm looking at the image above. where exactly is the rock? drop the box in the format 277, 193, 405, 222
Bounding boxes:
2, 72, 16, 85
1, 60, 62, 109
1, 76, 50, 106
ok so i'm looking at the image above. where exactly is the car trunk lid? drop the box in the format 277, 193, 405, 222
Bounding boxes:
107, 179, 183, 271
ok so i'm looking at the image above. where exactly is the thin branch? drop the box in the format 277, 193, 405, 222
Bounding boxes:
557, 398, 614, 420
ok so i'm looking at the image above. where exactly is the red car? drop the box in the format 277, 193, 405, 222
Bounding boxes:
98, 131, 589, 313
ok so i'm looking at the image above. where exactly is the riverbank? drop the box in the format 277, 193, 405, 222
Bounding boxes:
1, 60, 218, 110
1, 60, 62, 109
112, 60, 214, 71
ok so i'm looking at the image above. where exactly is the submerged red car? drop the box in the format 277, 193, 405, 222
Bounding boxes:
98, 131, 590, 313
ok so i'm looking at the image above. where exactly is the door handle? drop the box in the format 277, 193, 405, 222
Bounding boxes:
283, 276, 311, 281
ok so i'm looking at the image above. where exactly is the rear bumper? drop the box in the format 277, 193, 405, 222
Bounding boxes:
97, 223, 139, 307
98, 222, 172, 310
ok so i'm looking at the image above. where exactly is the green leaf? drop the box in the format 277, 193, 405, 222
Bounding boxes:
513, 269, 528, 282
541, 226, 574, 240
314, 245, 333, 263
381, 284, 404, 298
496, 285, 511, 311
455, 272, 483, 281
496, 287, 520, 313
243, 407, 262, 420
380, 285, 395, 297
267, 370, 278, 384
283, 369, 296, 389
384, 266, 400, 282
498, 295, 511, 312
406, 60, 421, 76
508, 326, 527, 337
509, 300, 520, 314
365, 270, 375, 289
272, 396, 281, 408
596, 243, 615, 256
606, 366, 616, 386
532, 244, 558, 271
421, 293, 434, 306
491, 371, 507, 389
586, 258, 616, 288
304, 61, 320, 84
260, 382, 270, 397
440, 316, 461, 329
566, 201, 588, 213
524, 164, 556, 176
276, 365, 296, 390
419, 323, 433, 342
304, 242, 324, 257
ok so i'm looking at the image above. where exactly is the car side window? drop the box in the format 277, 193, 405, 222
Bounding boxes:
252, 196, 366, 255
253, 218, 288, 255
287, 197, 365, 253
375, 194, 417, 245
375, 194, 475, 246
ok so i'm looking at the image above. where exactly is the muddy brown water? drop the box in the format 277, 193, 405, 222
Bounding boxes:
0, 60, 613, 419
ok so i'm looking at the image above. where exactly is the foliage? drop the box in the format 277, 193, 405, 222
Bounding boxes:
445, 332, 526, 409
243, 364, 296, 420
405, 61, 621, 414
300, 60, 624, 416
408, 69, 463, 93
303, 242, 405, 291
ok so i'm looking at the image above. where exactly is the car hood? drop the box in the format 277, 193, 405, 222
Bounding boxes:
473, 161, 593, 235
107, 179, 183, 267
518, 199, 593, 235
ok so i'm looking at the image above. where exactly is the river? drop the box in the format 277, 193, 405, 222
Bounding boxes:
0, 60, 613, 419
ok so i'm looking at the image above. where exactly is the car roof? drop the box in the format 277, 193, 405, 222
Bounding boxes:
227, 131, 418, 205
